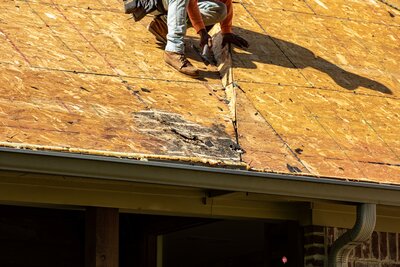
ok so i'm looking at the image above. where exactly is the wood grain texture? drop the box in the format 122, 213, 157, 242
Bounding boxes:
228, 0, 400, 181
0, 0, 240, 164
0, 0, 399, 183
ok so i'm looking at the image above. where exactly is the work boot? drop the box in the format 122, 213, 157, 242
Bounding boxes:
164, 51, 199, 78
148, 16, 167, 44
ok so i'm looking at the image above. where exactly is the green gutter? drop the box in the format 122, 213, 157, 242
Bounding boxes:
0, 147, 399, 206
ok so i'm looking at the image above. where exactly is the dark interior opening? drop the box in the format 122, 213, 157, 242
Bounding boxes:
162, 220, 266, 267
0, 205, 302, 267
120, 214, 303, 267
0, 205, 85, 267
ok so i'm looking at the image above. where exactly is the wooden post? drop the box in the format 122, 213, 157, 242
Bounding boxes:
85, 207, 119, 267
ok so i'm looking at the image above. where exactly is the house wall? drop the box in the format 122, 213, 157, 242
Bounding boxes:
304, 226, 400, 267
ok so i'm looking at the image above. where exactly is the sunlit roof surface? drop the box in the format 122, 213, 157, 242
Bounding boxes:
1, 0, 399, 183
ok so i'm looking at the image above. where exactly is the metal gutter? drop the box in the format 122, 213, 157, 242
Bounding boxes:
328, 203, 376, 267
0, 147, 400, 206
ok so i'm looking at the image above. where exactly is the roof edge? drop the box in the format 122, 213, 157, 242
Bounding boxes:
0, 147, 400, 206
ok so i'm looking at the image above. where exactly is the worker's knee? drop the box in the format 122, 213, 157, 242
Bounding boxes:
216, 2, 228, 21
198, 0, 227, 24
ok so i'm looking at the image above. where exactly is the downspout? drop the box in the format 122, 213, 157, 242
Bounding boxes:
328, 203, 376, 267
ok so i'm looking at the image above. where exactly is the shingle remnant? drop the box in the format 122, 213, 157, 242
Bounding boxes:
133, 110, 241, 161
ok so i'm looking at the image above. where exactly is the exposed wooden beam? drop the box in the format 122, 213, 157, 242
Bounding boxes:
85, 207, 119, 267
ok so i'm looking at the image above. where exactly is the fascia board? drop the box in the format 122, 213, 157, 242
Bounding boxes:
0, 147, 399, 206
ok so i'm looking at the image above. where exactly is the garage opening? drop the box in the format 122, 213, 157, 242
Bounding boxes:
0, 205, 302, 267
120, 214, 303, 267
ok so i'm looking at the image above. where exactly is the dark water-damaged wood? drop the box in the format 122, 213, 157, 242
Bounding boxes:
0, 0, 399, 183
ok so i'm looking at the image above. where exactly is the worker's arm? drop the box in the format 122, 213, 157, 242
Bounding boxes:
219, 0, 233, 34
187, 0, 212, 47
187, 0, 204, 33
219, 0, 249, 48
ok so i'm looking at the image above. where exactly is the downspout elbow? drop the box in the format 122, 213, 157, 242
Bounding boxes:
328, 203, 376, 267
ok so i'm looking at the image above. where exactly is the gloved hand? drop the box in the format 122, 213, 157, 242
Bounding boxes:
222, 33, 249, 49
199, 29, 213, 48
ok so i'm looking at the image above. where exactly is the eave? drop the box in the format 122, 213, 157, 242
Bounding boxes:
1, 147, 399, 206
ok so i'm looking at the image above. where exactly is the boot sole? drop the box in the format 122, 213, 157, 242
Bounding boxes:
165, 61, 200, 79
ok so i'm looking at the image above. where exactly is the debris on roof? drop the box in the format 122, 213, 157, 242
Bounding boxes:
0, 0, 399, 184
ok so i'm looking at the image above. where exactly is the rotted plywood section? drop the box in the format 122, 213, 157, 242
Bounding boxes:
0, 0, 399, 183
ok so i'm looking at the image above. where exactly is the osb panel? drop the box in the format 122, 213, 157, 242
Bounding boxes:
358, 163, 400, 184
300, 157, 367, 180
305, 0, 400, 25
236, 90, 308, 173
1, 0, 399, 183
230, 0, 399, 182
0, 65, 240, 162
0, 0, 240, 164
0, 32, 27, 65
237, 83, 350, 160
240, 0, 313, 13
233, 5, 398, 97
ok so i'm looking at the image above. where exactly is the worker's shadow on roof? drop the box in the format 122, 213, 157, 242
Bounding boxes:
231, 27, 392, 95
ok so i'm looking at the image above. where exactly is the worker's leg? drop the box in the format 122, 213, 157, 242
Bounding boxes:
164, 0, 189, 53
196, 0, 227, 26
149, 0, 226, 44
162, 0, 199, 77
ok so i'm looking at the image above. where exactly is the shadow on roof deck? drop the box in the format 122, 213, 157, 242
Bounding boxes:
231, 27, 392, 95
